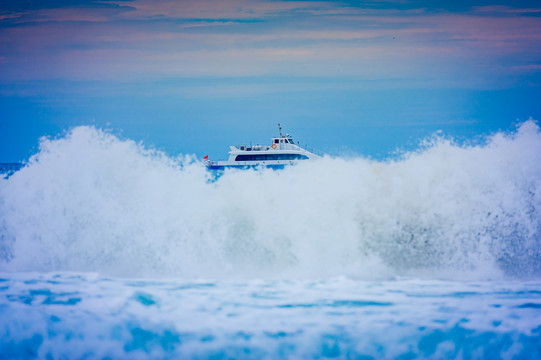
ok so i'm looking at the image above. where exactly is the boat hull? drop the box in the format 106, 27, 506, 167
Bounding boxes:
207, 164, 286, 171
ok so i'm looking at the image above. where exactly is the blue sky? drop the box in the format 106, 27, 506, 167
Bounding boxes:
1, 0, 541, 161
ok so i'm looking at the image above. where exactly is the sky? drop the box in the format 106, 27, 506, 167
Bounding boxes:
1, 0, 541, 161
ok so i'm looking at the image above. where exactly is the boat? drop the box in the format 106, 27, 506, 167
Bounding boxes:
204, 124, 320, 170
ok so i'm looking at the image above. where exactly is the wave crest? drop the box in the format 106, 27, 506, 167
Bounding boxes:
1, 122, 540, 279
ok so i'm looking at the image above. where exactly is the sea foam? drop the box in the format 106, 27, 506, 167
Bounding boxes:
1, 122, 540, 279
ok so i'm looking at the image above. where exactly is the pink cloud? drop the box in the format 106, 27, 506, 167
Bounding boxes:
0, 12, 23, 21
1, 0, 540, 88
109, 0, 330, 19
472, 6, 541, 14
29, 8, 112, 22
511, 64, 541, 72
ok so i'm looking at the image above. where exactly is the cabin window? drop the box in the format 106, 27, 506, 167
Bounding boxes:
235, 154, 309, 161
274, 139, 279, 144
288, 139, 294, 144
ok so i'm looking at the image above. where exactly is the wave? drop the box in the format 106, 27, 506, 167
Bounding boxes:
1, 122, 540, 279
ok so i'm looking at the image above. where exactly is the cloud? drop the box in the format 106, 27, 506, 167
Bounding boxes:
1, 0, 540, 89
472, 5, 541, 15
0, 0, 130, 24
21, 8, 114, 22
108, 0, 328, 20
511, 63, 541, 72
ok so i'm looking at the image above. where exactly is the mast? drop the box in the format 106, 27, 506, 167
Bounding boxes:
278, 123, 283, 138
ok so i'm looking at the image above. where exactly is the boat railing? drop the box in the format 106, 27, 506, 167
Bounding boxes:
298, 143, 324, 157
235, 143, 323, 155
236, 145, 274, 151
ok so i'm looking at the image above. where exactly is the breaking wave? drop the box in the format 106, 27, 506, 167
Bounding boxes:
1, 121, 540, 279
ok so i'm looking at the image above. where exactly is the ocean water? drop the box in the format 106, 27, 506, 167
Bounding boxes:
1, 274, 540, 359
1, 121, 540, 359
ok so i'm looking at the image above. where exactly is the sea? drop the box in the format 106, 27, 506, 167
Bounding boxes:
0, 122, 540, 359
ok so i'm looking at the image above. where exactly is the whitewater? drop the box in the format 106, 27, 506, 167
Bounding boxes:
1, 121, 540, 359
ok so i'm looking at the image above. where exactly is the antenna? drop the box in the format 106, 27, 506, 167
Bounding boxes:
278, 123, 283, 137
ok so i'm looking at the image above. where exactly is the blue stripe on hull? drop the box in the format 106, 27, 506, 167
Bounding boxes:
207, 164, 286, 171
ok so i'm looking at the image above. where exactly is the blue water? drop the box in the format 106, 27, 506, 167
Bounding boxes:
1, 122, 541, 358
1, 274, 540, 359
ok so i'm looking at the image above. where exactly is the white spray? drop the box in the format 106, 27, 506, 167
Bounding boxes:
1, 122, 540, 279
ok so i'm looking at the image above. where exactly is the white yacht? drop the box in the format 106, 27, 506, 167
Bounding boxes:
204, 124, 320, 170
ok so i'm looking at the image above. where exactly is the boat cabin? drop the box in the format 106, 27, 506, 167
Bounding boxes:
204, 123, 319, 169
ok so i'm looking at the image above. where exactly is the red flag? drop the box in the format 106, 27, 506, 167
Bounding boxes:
203, 155, 208, 159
